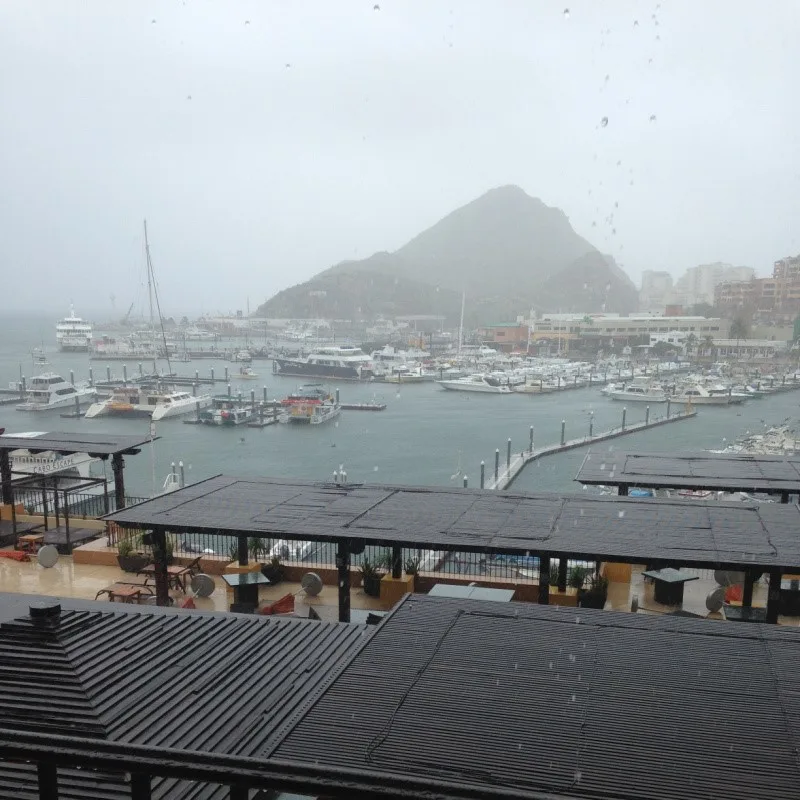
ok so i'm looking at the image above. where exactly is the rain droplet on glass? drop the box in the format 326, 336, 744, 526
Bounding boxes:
373, 3, 380, 9
633, 19, 639, 27
600, 116, 609, 127
563, 7, 570, 18
574, 771, 582, 784
618, 510, 625, 518
650, 114, 657, 122
569, 653, 576, 662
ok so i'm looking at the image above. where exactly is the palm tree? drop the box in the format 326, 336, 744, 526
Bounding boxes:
684, 333, 698, 357
729, 316, 750, 341
702, 334, 715, 358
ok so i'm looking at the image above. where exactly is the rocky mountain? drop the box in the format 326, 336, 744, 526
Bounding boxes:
256, 185, 638, 324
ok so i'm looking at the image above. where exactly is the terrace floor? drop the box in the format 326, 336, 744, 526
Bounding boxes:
2, 545, 799, 626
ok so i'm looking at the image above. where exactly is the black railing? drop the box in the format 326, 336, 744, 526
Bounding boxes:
11, 488, 148, 520
112, 528, 597, 585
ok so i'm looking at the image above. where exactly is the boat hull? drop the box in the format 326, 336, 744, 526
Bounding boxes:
607, 391, 667, 403
151, 397, 212, 421
273, 359, 372, 382
435, 380, 512, 393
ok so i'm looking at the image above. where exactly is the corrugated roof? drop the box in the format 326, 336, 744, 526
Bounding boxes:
274, 594, 800, 800
107, 475, 800, 570
0, 604, 368, 800
0, 432, 156, 457
575, 450, 800, 494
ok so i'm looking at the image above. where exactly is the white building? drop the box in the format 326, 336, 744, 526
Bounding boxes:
671, 263, 755, 308
639, 271, 674, 313
533, 313, 730, 340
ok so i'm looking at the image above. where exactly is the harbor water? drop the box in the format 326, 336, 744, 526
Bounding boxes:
2, 312, 798, 498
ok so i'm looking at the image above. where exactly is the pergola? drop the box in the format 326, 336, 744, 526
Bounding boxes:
2, 593, 800, 799
575, 450, 800, 502
106, 474, 800, 623
0, 432, 157, 512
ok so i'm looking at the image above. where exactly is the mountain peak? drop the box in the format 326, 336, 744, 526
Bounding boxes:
256, 187, 637, 322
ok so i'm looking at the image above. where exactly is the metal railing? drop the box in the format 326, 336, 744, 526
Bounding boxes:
12, 488, 148, 521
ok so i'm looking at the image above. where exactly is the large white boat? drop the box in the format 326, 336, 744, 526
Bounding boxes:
56, 306, 93, 352
672, 384, 742, 406
15, 373, 97, 412
273, 346, 373, 381
435, 374, 514, 393
84, 386, 211, 420
607, 379, 668, 403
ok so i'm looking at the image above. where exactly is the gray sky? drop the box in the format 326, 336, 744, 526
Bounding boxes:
1, 0, 798, 316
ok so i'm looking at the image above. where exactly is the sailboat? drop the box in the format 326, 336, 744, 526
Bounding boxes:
85, 222, 212, 421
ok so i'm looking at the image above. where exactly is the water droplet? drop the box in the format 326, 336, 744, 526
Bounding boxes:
656, 34, 661, 41
395, 392, 401, 399
569, 653, 576, 662
612, 228, 617, 235
591, 221, 597, 227
633, 19, 639, 27
574, 771, 582, 784
571, 694, 576, 702
518, 742, 523, 751
285, 63, 292, 69
373, 466, 379, 472
600, 463, 606, 470
563, 7, 570, 18
373, 3, 380, 9
604, 74, 610, 82
600, 116, 608, 127
575, 616, 581, 624
616, 160, 622, 166
549, 661, 553, 669
614, 201, 619, 208
496, 679, 500, 686
245, 20, 250, 25
648, 57, 654, 64
151, 19, 157, 23
618, 510, 625, 518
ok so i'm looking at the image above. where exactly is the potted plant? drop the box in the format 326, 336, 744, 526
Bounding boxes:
360, 555, 387, 597
404, 556, 421, 591
578, 573, 609, 609
261, 555, 285, 585
248, 537, 267, 563
117, 536, 150, 573
568, 565, 588, 591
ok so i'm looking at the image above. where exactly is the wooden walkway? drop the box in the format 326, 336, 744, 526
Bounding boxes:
485, 409, 698, 491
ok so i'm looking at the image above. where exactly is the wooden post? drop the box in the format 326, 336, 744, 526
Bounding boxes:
529, 426, 534, 453
391, 544, 402, 579
0, 450, 12, 505
336, 539, 351, 623
742, 570, 755, 608
111, 453, 125, 511
494, 449, 499, 480
506, 438, 511, 470
622, 407, 627, 431
237, 534, 248, 566
152, 529, 170, 607
557, 557, 567, 592
766, 570, 782, 624
37, 763, 58, 800
538, 555, 550, 605
560, 420, 566, 446
480, 461, 485, 489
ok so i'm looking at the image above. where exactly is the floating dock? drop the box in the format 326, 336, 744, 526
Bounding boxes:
485, 408, 698, 491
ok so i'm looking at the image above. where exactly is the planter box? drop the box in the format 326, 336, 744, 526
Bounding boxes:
362, 574, 383, 597
117, 554, 150, 574
578, 589, 607, 609
380, 574, 414, 606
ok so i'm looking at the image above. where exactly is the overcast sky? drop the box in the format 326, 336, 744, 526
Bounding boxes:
1, 0, 798, 317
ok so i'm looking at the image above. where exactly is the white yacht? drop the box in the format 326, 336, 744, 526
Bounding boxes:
435, 374, 514, 393
56, 306, 93, 352
672, 384, 741, 406
607, 379, 668, 403
85, 386, 211, 420
15, 373, 97, 412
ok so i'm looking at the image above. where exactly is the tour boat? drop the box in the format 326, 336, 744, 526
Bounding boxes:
16, 373, 97, 412
435, 374, 514, 394
280, 385, 341, 425
273, 346, 373, 381
56, 306, 93, 352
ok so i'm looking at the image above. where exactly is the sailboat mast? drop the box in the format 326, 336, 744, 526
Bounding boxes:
458, 290, 465, 356
143, 220, 173, 380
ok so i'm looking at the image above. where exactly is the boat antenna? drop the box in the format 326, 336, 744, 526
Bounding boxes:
143, 220, 173, 381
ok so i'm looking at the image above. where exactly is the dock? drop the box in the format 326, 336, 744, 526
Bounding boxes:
340, 402, 386, 411
484, 408, 698, 491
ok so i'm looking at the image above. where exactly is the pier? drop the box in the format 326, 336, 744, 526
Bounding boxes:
482, 406, 697, 491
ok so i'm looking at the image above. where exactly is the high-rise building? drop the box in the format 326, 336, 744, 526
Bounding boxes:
672, 263, 755, 308
639, 270, 673, 312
